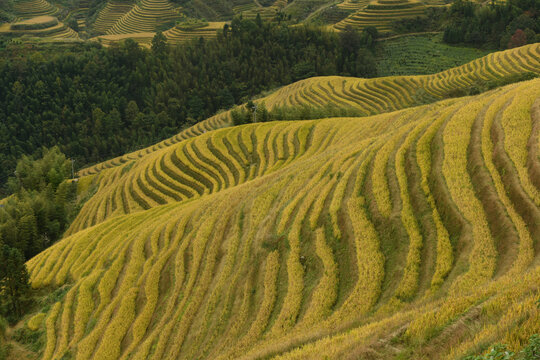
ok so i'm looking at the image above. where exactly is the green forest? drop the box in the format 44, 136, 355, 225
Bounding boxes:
442, 0, 540, 48
0, 147, 78, 322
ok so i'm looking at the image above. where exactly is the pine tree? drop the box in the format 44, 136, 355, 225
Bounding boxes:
0, 244, 31, 320
125, 101, 140, 126
152, 32, 168, 58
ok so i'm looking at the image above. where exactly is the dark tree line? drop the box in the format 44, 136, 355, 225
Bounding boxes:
443, 0, 540, 48
0, 19, 377, 196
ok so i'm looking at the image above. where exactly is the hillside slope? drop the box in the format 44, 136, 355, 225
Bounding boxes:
334, 0, 426, 33
92, 1, 135, 34
11, 0, 59, 19
0, 15, 80, 39
76, 42, 540, 179
26, 76, 540, 359
105, 0, 181, 34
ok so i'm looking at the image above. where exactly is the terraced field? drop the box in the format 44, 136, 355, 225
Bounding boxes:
11, 0, 59, 19
93, 1, 135, 34
164, 22, 226, 43
78, 111, 231, 177
106, 0, 181, 35
25, 75, 540, 359
75, 0, 90, 34
76, 43, 540, 179
336, 0, 369, 11
233, 2, 258, 14
92, 18, 225, 45
274, 0, 328, 21
92, 32, 155, 47
334, 0, 426, 32
0, 15, 80, 39
262, 43, 540, 111
236, 0, 288, 20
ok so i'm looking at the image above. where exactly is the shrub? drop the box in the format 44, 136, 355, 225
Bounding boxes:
521, 334, 540, 360
465, 344, 514, 360
13, 326, 45, 353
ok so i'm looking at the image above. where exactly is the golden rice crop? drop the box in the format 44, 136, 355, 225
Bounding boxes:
500, 85, 540, 206
42, 302, 61, 360
23, 75, 540, 360
443, 101, 497, 294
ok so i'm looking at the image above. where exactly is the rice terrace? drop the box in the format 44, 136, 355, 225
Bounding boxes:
0, 0, 539, 359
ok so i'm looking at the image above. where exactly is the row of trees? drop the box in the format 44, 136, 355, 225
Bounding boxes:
230, 101, 368, 126
0, 19, 377, 196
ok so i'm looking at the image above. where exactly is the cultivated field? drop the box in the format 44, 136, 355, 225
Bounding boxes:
93, 1, 135, 34
0, 15, 79, 39
91, 32, 155, 47
164, 21, 227, 42
77, 111, 231, 177
25, 74, 540, 359
105, 0, 181, 35
91, 21, 226, 46
376, 33, 490, 76
337, 0, 369, 11
262, 43, 540, 110
235, 0, 288, 20
334, 0, 427, 32
11, 0, 59, 19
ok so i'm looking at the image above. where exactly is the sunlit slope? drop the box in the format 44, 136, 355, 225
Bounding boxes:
27, 78, 540, 359
93, 1, 135, 34
0, 15, 80, 39
106, 0, 180, 34
262, 42, 540, 110
334, 0, 426, 32
337, 0, 369, 11
11, 0, 59, 19
163, 22, 226, 43
76, 43, 540, 178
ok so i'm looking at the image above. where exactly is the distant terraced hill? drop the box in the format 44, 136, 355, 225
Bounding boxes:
164, 21, 226, 42
26, 75, 540, 359
236, 0, 288, 20
185, 0, 284, 21
11, 0, 59, 19
76, 43, 540, 179
337, 0, 369, 11
91, 21, 226, 46
334, 0, 426, 32
0, 15, 79, 39
92, 1, 135, 34
106, 0, 181, 34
